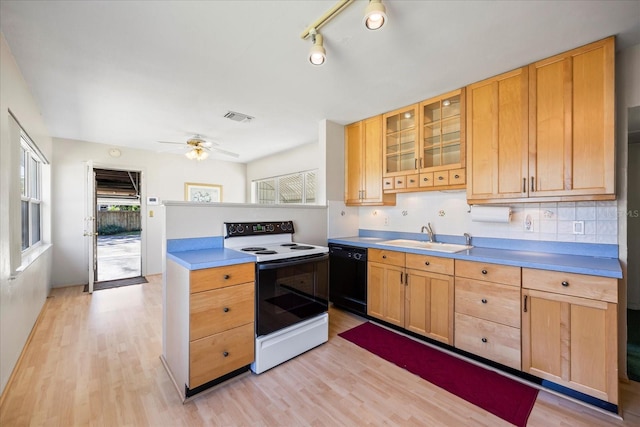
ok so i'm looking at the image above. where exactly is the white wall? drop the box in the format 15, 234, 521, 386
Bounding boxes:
164, 202, 328, 246
51, 137, 246, 287
0, 33, 54, 396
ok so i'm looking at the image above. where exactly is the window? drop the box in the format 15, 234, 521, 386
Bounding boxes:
254, 170, 317, 205
21, 134, 42, 251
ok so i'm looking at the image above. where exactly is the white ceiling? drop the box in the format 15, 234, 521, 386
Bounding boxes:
1, 0, 639, 163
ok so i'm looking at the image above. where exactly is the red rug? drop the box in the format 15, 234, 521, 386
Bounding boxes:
338, 322, 538, 427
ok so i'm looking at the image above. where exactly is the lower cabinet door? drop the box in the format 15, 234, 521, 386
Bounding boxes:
367, 262, 405, 327
454, 313, 521, 370
405, 270, 454, 344
189, 323, 254, 388
522, 289, 618, 404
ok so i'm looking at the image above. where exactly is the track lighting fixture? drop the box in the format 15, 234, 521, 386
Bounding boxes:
308, 29, 326, 66
300, 0, 388, 65
363, 0, 387, 30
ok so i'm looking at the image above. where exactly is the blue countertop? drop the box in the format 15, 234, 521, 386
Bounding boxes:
328, 236, 622, 279
167, 236, 257, 270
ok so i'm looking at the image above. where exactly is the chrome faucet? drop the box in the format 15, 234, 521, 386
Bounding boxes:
464, 233, 471, 246
421, 223, 435, 243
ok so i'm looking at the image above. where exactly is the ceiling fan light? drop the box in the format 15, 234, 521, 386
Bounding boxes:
185, 149, 197, 160
363, 0, 387, 30
308, 31, 326, 66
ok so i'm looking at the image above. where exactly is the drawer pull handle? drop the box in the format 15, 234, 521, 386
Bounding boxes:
481, 269, 487, 275
223, 351, 229, 357
481, 298, 487, 304
425, 261, 430, 266
524, 295, 528, 312
523, 177, 526, 193
561, 281, 569, 287
223, 307, 229, 312
454, 174, 460, 179
481, 338, 488, 343
224, 274, 230, 280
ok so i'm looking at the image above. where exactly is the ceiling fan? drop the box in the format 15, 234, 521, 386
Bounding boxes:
158, 134, 239, 160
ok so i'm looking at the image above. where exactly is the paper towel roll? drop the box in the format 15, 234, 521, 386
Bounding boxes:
470, 206, 511, 223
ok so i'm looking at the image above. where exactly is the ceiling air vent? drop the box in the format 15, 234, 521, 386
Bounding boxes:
224, 111, 254, 123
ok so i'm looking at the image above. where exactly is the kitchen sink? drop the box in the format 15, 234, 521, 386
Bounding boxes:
380, 239, 472, 253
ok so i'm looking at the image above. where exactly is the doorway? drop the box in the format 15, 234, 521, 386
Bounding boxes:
627, 105, 640, 382
93, 168, 143, 287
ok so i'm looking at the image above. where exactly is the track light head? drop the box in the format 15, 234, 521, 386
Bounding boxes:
308, 29, 326, 66
363, 0, 387, 30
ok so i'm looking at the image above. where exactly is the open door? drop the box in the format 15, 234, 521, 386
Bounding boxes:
84, 161, 97, 293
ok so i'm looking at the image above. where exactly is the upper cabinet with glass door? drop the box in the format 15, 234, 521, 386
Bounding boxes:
383, 104, 419, 183
382, 90, 466, 193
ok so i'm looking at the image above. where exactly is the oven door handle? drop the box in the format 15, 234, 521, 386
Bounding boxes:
257, 253, 329, 270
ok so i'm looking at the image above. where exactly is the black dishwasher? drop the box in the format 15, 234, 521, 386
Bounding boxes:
329, 244, 367, 317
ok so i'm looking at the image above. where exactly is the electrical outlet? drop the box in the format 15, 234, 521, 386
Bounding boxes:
573, 221, 585, 234
384, 216, 389, 226
524, 214, 534, 232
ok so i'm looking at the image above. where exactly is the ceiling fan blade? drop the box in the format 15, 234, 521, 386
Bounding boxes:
157, 140, 184, 145
211, 147, 240, 158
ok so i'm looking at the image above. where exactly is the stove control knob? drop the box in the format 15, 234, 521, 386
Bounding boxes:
281, 222, 288, 230
267, 224, 274, 232
237, 225, 245, 233
353, 253, 362, 260
228, 225, 236, 235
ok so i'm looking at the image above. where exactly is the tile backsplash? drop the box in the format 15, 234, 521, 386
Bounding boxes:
357, 192, 619, 245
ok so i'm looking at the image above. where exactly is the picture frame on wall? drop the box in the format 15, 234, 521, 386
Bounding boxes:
184, 183, 222, 203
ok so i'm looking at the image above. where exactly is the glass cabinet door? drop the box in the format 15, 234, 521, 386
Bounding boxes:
421, 93, 461, 169
384, 106, 417, 174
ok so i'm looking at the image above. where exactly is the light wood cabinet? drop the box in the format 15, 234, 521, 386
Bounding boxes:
163, 260, 255, 398
467, 37, 615, 204
522, 268, 618, 404
382, 90, 466, 194
367, 249, 454, 344
529, 37, 615, 198
454, 260, 522, 370
345, 116, 396, 206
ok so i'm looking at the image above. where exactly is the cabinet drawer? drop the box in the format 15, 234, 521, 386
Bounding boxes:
433, 171, 449, 186
394, 176, 406, 189
522, 268, 617, 303
455, 313, 521, 370
455, 260, 520, 286
406, 253, 453, 275
190, 263, 255, 293
406, 174, 420, 189
369, 248, 405, 267
449, 168, 465, 185
190, 282, 255, 341
419, 172, 434, 187
455, 278, 520, 328
383, 177, 394, 190
189, 323, 254, 388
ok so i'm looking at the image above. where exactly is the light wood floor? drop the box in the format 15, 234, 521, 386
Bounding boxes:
1, 274, 638, 426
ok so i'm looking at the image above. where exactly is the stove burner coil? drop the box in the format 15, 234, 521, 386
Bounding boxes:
255, 250, 278, 255
280, 243, 298, 247
291, 245, 314, 250
242, 247, 267, 252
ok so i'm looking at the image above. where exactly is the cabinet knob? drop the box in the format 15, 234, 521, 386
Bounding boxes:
454, 174, 460, 179
423, 177, 429, 182
424, 261, 430, 266
481, 269, 487, 275
481, 338, 488, 343
382, 255, 387, 259
410, 179, 415, 183
223, 307, 229, 312
397, 180, 402, 184
224, 274, 230, 280
561, 281, 569, 287
223, 351, 229, 357
438, 176, 444, 181
481, 298, 487, 304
